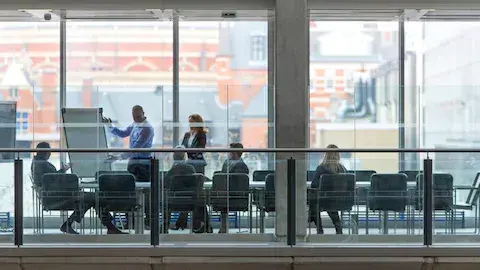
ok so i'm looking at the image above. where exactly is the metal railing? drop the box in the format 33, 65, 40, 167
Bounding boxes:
9, 147, 476, 247
3, 147, 480, 153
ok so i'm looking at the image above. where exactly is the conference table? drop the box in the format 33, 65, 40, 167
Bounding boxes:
79, 180, 421, 234
79, 181, 417, 190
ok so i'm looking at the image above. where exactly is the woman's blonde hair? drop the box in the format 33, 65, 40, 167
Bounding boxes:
321, 144, 342, 173
189, 114, 206, 133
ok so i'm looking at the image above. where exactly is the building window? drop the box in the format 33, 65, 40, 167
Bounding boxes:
9, 88, 18, 99
228, 128, 241, 144
344, 69, 355, 93
324, 69, 335, 92
309, 78, 316, 93
16, 111, 28, 133
163, 121, 174, 147
250, 35, 267, 62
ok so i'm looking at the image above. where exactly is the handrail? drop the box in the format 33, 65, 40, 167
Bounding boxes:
4, 147, 480, 153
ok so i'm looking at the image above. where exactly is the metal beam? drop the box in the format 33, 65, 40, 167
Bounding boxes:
0, 0, 274, 10
59, 14, 67, 165
172, 12, 180, 147
5, 0, 480, 12
2, 147, 480, 153
267, 10, 274, 170
398, 19, 405, 171
308, 0, 480, 10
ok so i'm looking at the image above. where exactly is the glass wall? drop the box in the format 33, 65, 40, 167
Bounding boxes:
66, 21, 172, 152
407, 21, 480, 242
179, 21, 269, 175
4, 8, 480, 246
0, 21, 60, 239
308, 21, 400, 172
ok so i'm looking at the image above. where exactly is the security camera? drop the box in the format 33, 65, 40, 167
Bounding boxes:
44, 13, 52, 21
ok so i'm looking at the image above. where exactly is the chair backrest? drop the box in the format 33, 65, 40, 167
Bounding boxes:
168, 174, 204, 211
253, 170, 274, 182
315, 173, 355, 211
307, 170, 316, 182
466, 172, 480, 206
98, 173, 137, 211
399, 170, 423, 183
42, 173, 79, 192
98, 173, 136, 193
265, 173, 275, 212
369, 173, 408, 212
347, 170, 376, 205
211, 173, 249, 211
40, 173, 80, 208
416, 173, 454, 210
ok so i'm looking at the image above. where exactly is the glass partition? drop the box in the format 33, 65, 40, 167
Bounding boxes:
65, 21, 173, 149
0, 21, 60, 242
308, 20, 400, 172
409, 20, 480, 244
306, 152, 423, 244
178, 21, 270, 152
10, 147, 480, 245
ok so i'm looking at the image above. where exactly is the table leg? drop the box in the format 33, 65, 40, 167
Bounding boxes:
382, 210, 389, 235
135, 190, 145, 234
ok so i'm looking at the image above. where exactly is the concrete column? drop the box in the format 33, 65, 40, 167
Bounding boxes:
274, 0, 309, 241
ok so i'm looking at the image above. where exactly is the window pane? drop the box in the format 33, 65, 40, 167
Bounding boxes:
66, 21, 172, 152
0, 21, 60, 244
63, 21, 172, 244
406, 21, 480, 243
309, 21, 399, 172
179, 21, 270, 173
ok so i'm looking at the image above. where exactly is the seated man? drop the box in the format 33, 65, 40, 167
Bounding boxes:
218, 143, 249, 233
31, 142, 125, 234
165, 146, 211, 233
164, 146, 196, 231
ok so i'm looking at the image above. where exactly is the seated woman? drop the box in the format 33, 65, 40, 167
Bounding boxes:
309, 144, 346, 235
31, 142, 125, 234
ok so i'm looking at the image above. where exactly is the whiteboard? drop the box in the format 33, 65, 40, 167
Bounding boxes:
0, 102, 16, 160
62, 108, 111, 178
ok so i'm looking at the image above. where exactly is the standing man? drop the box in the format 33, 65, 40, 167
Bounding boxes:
103, 105, 154, 227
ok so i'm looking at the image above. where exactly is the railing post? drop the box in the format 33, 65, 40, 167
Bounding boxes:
423, 157, 433, 246
14, 158, 23, 246
150, 158, 160, 246
287, 158, 296, 246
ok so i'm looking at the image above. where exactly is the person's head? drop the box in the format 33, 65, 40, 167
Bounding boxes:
188, 114, 204, 132
173, 145, 186, 161
228, 143, 244, 160
132, 105, 146, 123
35, 142, 51, 160
321, 144, 342, 172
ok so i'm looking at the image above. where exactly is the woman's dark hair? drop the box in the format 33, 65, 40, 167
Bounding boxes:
35, 142, 51, 159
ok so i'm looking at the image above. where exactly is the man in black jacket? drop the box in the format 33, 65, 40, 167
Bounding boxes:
221, 143, 249, 175
218, 143, 249, 233
164, 146, 196, 231
31, 142, 124, 234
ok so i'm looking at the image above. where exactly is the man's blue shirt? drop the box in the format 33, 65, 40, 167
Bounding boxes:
110, 119, 154, 159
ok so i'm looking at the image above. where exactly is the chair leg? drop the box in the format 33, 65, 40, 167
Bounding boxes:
127, 212, 132, 232
41, 210, 44, 234
189, 212, 194, 233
